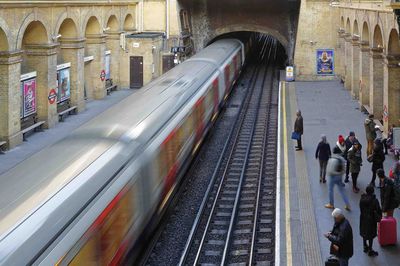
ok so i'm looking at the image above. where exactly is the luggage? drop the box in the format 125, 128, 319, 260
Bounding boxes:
378, 216, 397, 246
291, 131, 300, 140
325, 255, 339, 266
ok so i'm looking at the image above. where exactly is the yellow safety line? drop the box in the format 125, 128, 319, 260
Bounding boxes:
282, 82, 293, 266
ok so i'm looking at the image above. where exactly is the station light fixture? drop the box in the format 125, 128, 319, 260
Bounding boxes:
103, 27, 110, 32
52, 34, 62, 41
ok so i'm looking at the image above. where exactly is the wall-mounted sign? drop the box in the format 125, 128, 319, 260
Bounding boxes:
57, 63, 71, 103
105, 52, 111, 80
48, 88, 57, 104
133, 42, 140, 48
84, 55, 94, 63
100, 70, 106, 81
286, 66, 294, 82
20, 71, 37, 118
316, 49, 334, 75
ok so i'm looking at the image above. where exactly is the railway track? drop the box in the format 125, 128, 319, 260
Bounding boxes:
179, 60, 278, 265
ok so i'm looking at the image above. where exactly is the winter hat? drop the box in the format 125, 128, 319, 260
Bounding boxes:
366, 185, 375, 195
333, 146, 342, 154
377, 169, 385, 178
321, 134, 327, 143
349, 131, 355, 137
332, 208, 343, 218
338, 135, 345, 144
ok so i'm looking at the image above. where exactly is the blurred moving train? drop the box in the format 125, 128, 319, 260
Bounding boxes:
0, 39, 246, 265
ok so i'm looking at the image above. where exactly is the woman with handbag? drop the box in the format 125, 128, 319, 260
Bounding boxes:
359, 185, 382, 257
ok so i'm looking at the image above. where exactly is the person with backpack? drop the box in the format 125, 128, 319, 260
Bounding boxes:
364, 114, 377, 157
348, 141, 363, 193
344, 132, 359, 183
315, 134, 331, 183
377, 169, 398, 217
325, 147, 351, 211
367, 139, 385, 187
324, 208, 354, 266
359, 185, 382, 257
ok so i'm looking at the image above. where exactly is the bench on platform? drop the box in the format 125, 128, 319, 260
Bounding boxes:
105, 79, 117, 96
0, 141, 6, 154
21, 121, 45, 141
58, 105, 77, 122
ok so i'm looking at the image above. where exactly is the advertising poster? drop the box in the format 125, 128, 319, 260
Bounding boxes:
23, 79, 37, 117
57, 67, 71, 103
316, 49, 334, 75
286, 66, 294, 81
105, 53, 111, 80
20, 82, 24, 118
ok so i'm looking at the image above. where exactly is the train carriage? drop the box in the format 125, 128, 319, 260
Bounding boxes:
0, 39, 245, 265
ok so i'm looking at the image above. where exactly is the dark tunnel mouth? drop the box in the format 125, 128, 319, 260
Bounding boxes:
207, 31, 288, 68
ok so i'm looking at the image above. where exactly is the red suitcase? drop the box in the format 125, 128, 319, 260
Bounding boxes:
378, 216, 397, 246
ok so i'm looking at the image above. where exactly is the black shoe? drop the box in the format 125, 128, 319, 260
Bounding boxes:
296, 147, 302, 151
368, 250, 378, 257
363, 246, 369, 253
323, 179, 326, 183
344, 178, 349, 183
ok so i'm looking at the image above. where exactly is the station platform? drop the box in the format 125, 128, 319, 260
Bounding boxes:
0, 89, 136, 175
278, 80, 400, 266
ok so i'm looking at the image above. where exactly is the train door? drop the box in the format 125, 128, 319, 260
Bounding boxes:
130, 56, 143, 88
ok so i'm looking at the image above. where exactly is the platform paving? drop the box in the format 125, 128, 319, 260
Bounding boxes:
0, 89, 136, 175
280, 80, 400, 266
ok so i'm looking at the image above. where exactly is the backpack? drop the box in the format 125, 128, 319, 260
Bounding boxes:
335, 158, 344, 173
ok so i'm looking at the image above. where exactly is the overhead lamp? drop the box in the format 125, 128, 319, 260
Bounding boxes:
103, 27, 110, 32
52, 34, 62, 41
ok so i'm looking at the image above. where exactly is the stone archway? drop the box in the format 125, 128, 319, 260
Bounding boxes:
84, 16, 106, 99
57, 18, 85, 112
360, 21, 371, 108
370, 25, 385, 119
21, 20, 58, 128
383, 29, 400, 131
123, 14, 135, 31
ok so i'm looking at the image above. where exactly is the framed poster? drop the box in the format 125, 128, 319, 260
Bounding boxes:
105, 52, 111, 80
393, 127, 400, 150
286, 66, 294, 81
20, 82, 24, 118
23, 79, 37, 117
57, 67, 71, 103
316, 49, 334, 75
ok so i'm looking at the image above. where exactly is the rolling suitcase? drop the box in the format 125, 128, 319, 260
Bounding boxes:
325, 255, 339, 266
378, 216, 397, 246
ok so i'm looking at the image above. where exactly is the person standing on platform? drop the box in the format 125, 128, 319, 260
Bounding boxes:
294, 110, 303, 151
324, 147, 350, 211
377, 169, 398, 217
368, 139, 385, 187
364, 114, 377, 157
359, 185, 381, 257
374, 125, 388, 155
344, 132, 358, 183
315, 135, 331, 183
325, 208, 354, 266
348, 141, 362, 193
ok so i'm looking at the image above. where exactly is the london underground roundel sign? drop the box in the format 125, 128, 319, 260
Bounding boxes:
100, 70, 106, 81
48, 89, 57, 104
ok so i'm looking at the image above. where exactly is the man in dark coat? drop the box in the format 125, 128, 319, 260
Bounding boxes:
347, 141, 362, 193
315, 134, 331, 183
294, 110, 303, 151
377, 169, 398, 217
344, 131, 359, 183
359, 185, 381, 257
325, 208, 353, 266
368, 139, 385, 187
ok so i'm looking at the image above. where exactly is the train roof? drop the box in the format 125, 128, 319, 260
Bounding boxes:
0, 59, 217, 238
187, 39, 243, 65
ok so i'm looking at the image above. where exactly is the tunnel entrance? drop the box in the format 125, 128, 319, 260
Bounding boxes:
209, 31, 288, 69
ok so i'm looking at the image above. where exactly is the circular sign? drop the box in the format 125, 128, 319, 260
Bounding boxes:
100, 70, 106, 81
48, 89, 57, 104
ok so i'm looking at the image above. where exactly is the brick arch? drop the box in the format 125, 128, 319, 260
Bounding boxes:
0, 18, 10, 51
387, 29, 400, 55
353, 19, 359, 36
340, 16, 345, 29
106, 14, 119, 32
84, 16, 102, 35
372, 24, 384, 48
16, 12, 51, 50
104, 8, 121, 31
81, 13, 103, 35
361, 21, 370, 44
54, 12, 80, 38
345, 17, 351, 33
123, 13, 135, 31
211, 24, 288, 52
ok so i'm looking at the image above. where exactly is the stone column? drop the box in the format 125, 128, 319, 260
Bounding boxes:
85, 34, 106, 99
359, 41, 370, 108
337, 30, 346, 79
59, 38, 85, 112
369, 47, 384, 119
0, 51, 23, 148
106, 31, 122, 87
344, 33, 352, 90
24, 44, 58, 128
351, 37, 360, 99
383, 55, 400, 132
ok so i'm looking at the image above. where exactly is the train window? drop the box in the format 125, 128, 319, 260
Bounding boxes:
64, 183, 137, 266
204, 88, 214, 119
183, 111, 195, 140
